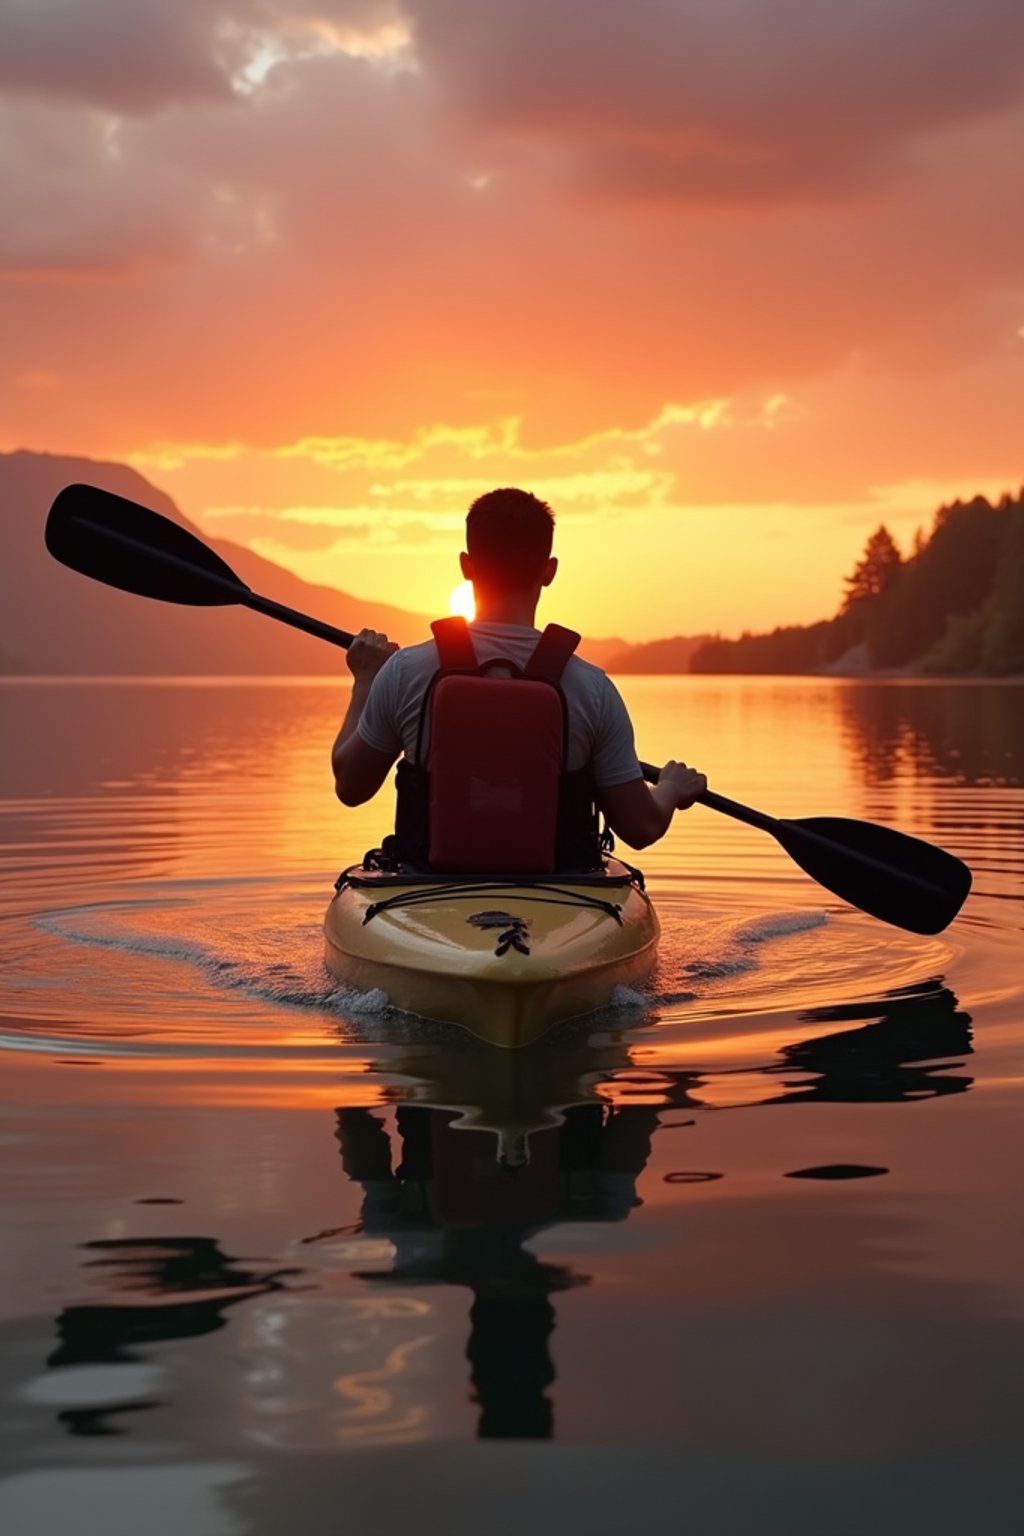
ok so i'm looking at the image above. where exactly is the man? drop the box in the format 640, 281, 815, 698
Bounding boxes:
332, 487, 706, 864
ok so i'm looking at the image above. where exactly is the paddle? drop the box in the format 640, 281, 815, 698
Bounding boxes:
639, 762, 970, 935
45, 483, 355, 649
45, 482, 972, 934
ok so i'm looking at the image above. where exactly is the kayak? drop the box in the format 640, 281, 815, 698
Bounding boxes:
324, 857, 658, 1049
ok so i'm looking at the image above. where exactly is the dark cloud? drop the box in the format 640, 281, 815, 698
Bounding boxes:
0, 100, 204, 273
0, 0, 235, 112
410, 0, 1024, 203
0, 33, 425, 275
0, 0, 400, 113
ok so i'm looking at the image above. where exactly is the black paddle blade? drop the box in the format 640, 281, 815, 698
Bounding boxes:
772, 816, 972, 935
45, 484, 248, 607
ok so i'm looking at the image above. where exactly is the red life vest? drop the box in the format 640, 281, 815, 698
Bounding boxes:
420, 617, 581, 876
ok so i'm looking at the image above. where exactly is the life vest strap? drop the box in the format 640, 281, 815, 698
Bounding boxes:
430, 615, 478, 670
523, 623, 581, 683
431, 616, 581, 681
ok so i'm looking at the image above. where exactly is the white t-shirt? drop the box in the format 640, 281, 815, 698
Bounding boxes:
357, 622, 643, 788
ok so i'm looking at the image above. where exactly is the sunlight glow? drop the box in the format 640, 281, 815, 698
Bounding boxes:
448, 581, 476, 620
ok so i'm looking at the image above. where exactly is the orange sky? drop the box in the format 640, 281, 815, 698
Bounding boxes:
2, 1, 1022, 639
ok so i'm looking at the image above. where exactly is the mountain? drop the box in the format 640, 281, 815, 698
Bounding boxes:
0, 451, 450, 674
603, 634, 714, 673
577, 635, 631, 669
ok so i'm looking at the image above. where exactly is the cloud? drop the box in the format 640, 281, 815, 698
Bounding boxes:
0, 98, 215, 275
132, 394, 832, 550
0, 0, 407, 113
1, 0, 1021, 565
410, 0, 1024, 205
210, 505, 449, 551
0, 0, 235, 113
0, 3, 422, 277
7, 0, 1022, 211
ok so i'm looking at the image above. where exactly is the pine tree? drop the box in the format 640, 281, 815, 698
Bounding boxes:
842, 526, 903, 611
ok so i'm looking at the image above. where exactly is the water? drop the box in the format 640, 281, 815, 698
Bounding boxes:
1, 676, 1022, 1535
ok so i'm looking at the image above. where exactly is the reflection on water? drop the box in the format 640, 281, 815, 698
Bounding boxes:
768, 979, 974, 1104
1, 678, 1022, 1529
36, 976, 978, 1452
49, 1238, 296, 1437
836, 681, 1024, 788
333, 1102, 658, 1440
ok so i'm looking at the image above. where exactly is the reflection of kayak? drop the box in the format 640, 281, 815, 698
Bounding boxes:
324, 858, 659, 1049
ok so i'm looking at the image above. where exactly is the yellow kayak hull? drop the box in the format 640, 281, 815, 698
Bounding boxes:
324, 859, 659, 1049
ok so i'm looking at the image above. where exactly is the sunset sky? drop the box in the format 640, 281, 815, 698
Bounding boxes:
2, 0, 1022, 640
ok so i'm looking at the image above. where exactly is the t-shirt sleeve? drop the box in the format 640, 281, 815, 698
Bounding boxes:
591, 676, 644, 787
355, 654, 404, 758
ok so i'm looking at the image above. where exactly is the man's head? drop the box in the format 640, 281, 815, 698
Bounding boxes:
461, 487, 557, 599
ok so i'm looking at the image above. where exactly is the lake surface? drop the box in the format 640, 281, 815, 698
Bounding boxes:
1, 676, 1022, 1535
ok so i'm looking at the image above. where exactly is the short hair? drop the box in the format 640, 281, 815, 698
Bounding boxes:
465, 488, 555, 593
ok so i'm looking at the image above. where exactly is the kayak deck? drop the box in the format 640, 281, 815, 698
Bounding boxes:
324, 858, 658, 1048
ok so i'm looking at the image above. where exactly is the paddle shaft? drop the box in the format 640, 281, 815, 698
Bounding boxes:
244, 593, 352, 649
641, 761, 785, 831
639, 760, 950, 900
77, 515, 355, 650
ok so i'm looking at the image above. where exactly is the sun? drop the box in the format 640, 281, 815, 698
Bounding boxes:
448, 581, 476, 620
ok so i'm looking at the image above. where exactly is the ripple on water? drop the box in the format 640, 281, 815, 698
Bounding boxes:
0, 868, 992, 1090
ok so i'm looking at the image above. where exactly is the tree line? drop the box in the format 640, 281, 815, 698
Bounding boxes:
690, 489, 1024, 675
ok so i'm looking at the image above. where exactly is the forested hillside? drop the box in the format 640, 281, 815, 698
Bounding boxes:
691, 490, 1024, 676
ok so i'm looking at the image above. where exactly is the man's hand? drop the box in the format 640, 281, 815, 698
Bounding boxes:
346, 628, 398, 683
658, 760, 708, 810
332, 629, 400, 806
598, 761, 708, 849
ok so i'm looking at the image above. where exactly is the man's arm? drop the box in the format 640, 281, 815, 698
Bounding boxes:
332, 629, 400, 807
598, 761, 707, 850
